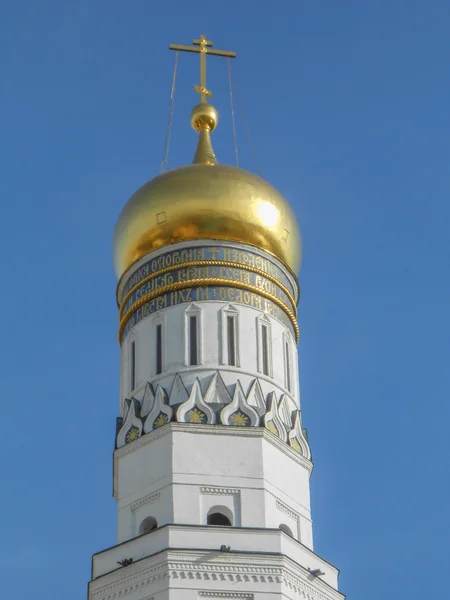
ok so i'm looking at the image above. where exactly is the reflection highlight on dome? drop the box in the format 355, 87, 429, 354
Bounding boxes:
257, 201, 280, 228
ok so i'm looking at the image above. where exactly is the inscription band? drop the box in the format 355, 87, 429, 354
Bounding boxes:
119, 260, 297, 319
119, 278, 299, 344
118, 245, 298, 303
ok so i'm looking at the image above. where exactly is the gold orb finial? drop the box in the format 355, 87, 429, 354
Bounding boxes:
190, 103, 218, 132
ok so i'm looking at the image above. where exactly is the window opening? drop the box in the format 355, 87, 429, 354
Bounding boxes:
227, 315, 236, 366
285, 339, 292, 392
279, 523, 293, 537
139, 516, 157, 535
207, 512, 232, 526
261, 323, 269, 375
130, 340, 136, 391
189, 315, 198, 365
156, 324, 162, 374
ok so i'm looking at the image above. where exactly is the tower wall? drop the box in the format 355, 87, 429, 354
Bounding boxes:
88, 155, 344, 599
86, 237, 344, 600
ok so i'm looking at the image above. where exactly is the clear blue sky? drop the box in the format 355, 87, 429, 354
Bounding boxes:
1, 1, 449, 598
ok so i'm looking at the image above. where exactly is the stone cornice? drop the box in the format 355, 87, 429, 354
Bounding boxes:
89, 548, 344, 600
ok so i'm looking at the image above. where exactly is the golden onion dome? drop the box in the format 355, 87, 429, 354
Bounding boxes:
113, 103, 301, 278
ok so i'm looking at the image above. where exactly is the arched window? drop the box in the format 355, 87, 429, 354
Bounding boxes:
139, 516, 157, 535
206, 505, 233, 526
279, 523, 293, 537
207, 512, 232, 526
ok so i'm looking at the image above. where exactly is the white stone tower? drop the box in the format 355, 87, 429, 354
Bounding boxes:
88, 35, 344, 600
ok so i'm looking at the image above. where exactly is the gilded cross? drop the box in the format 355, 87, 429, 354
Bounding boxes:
169, 35, 236, 103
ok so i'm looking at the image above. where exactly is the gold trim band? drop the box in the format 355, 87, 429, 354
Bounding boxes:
118, 259, 298, 319
118, 278, 299, 344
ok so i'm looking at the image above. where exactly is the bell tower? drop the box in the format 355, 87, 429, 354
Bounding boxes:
88, 35, 344, 600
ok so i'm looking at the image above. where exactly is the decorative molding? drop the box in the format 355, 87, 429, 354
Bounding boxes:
130, 492, 161, 512
115, 373, 310, 458
90, 549, 342, 600
276, 499, 300, 523
199, 594, 253, 599
200, 486, 240, 496
89, 560, 168, 600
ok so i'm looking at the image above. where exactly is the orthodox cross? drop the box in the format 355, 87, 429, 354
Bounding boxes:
169, 35, 236, 103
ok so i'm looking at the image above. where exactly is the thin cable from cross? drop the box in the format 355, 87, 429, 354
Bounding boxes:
160, 51, 179, 173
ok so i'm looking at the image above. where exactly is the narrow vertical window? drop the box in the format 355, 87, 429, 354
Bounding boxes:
156, 324, 162, 375
261, 324, 269, 376
285, 340, 292, 392
189, 315, 198, 366
227, 316, 236, 366
130, 340, 136, 392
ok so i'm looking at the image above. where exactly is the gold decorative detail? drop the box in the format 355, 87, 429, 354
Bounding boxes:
186, 407, 206, 423
125, 426, 140, 443
266, 420, 278, 435
192, 121, 217, 165
118, 278, 299, 343
154, 413, 169, 428
229, 411, 249, 426
290, 437, 301, 453
118, 259, 297, 319
190, 102, 219, 134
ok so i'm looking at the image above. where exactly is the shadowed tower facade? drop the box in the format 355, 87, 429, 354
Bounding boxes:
88, 35, 344, 600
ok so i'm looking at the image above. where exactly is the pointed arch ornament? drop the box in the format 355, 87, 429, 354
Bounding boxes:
288, 411, 311, 459
176, 378, 216, 424
246, 378, 266, 416
278, 394, 295, 431
140, 382, 155, 419
204, 371, 232, 405
220, 380, 260, 427
169, 373, 189, 406
264, 392, 288, 442
116, 399, 143, 448
143, 385, 173, 432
